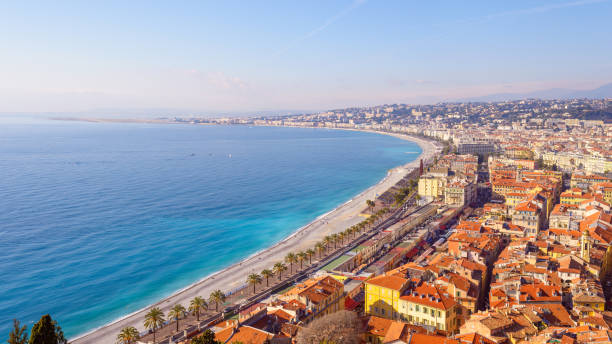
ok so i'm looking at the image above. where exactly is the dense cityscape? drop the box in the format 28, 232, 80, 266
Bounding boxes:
79, 97, 612, 344
7, 98, 612, 344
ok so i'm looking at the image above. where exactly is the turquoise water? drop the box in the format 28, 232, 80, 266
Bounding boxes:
0, 119, 421, 338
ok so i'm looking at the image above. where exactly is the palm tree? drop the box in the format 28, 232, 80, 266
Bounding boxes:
285, 253, 297, 274
344, 228, 352, 240
247, 273, 262, 293
168, 304, 186, 332
189, 296, 207, 322
366, 199, 375, 213
209, 290, 226, 312
144, 307, 164, 344
297, 251, 307, 269
331, 233, 339, 249
273, 262, 287, 280
261, 269, 273, 287
338, 232, 345, 246
315, 242, 325, 258
305, 248, 315, 264
116, 326, 140, 344
323, 236, 331, 252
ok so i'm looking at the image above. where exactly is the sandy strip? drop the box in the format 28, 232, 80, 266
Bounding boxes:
70, 130, 439, 344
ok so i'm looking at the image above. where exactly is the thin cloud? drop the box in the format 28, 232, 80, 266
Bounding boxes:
273, 0, 367, 56
455, 0, 607, 25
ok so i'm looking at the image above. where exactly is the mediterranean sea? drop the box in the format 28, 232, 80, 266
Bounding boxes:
0, 117, 421, 338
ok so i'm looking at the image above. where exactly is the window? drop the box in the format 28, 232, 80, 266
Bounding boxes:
423, 307, 428, 314
437, 311, 441, 317
431, 309, 435, 316
381, 309, 385, 315
415, 305, 420, 312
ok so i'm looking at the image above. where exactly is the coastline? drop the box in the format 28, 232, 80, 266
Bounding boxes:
70, 128, 440, 344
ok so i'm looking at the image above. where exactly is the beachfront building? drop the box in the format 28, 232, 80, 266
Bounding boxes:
279, 275, 344, 322
418, 174, 446, 200
364, 274, 409, 319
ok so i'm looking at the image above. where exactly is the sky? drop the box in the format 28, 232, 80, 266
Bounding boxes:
0, 0, 611, 116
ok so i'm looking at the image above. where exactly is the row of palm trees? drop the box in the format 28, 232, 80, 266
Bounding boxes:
117, 290, 227, 344
243, 207, 392, 297
117, 206, 392, 344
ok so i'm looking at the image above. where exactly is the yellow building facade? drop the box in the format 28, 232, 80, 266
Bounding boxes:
364, 275, 408, 320
418, 175, 446, 199
398, 282, 459, 333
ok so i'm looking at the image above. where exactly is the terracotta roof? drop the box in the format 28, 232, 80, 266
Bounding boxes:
366, 274, 408, 291
524, 303, 574, 327
410, 333, 459, 344
456, 221, 483, 232
456, 332, 497, 344
400, 281, 456, 310
519, 284, 562, 303
215, 325, 274, 344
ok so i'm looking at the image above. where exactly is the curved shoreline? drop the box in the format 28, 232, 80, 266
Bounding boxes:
70, 128, 439, 344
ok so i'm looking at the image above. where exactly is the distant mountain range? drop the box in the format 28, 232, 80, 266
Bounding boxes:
458, 82, 612, 102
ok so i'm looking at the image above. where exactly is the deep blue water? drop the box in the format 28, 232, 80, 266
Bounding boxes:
0, 118, 421, 338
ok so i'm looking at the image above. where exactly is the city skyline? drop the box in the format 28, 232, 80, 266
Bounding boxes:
1, 0, 611, 115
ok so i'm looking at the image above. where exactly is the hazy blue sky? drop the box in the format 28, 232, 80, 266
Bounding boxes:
1, 0, 611, 115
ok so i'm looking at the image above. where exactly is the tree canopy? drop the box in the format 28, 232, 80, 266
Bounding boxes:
28, 315, 57, 344
191, 329, 221, 344
8, 319, 28, 344
295, 311, 361, 344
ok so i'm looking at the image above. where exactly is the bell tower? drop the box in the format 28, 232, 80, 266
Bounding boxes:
581, 230, 591, 264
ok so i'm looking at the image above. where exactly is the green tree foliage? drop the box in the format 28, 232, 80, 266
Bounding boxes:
116, 326, 140, 344
8, 319, 28, 344
143, 307, 165, 344
246, 273, 262, 293
366, 199, 375, 213
168, 304, 186, 332
305, 248, 315, 264
285, 252, 297, 273
209, 290, 226, 312
261, 269, 273, 287
297, 251, 307, 269
191, 329, 221, 344
273, 262, 287, 280
189, 296, 208, 322
28, 314, 57, 344
51, 321, 66, 344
